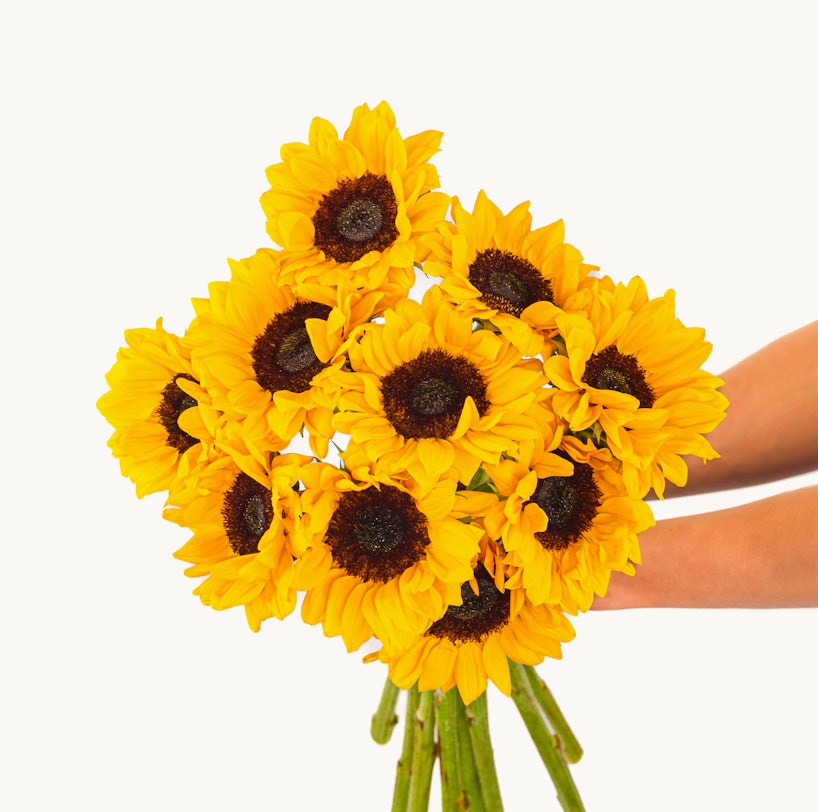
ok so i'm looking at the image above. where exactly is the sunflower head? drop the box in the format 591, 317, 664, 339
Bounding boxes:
297, 464, 481, 652
184, 253, 358, 464
376, 540, 576, 704
259, 101, 450, 304
422, 190, 596, 354
542, 276, 729, 498
98, 318, 213, 498
485, 427, 654, 611
167, 451, 310, 631
332, 285, 545, 489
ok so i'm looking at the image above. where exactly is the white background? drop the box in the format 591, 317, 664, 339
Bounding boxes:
3, 2, 817, 810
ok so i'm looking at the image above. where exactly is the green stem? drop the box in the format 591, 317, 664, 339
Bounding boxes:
435, 689, 459, 811
407, 690, 437, 812
453, 691, 486, 812
372, 677, 401, 745
524, 665, 583, 764
509, 661, 586, 812
391, 685, 419, 812
464, 691, 504, 811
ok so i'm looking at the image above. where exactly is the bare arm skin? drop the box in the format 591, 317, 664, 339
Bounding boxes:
596, 321, 818, 610
665, 319, 818, 496
598, 484, 818, 609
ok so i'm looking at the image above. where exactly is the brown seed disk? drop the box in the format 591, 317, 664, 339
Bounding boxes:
427, 566, 510, 643
156, 373, 200, 452
312, 172, 399, 263
381, 349, 489, 439
468, 248, 553, 317
530, 454, 602, 551
251, 301, 332, 394
324, 486, 430, 583
582, 345, 655, 408
222, 473, 273, 556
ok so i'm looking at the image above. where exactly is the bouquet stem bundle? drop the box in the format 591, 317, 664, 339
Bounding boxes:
372, 671, 585, 811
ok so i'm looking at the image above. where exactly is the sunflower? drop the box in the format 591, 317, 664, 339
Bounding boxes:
166, 451, 309, 632
421, 190, 596, 355
484, 434, 654, 613
332, 285, 546, 490
184, 250, 375, 464
539, 275, 729, 498
98, 318, 214, 498
294, 463, 483, 653
373, 540, 575, 705
260, 101, 450, 305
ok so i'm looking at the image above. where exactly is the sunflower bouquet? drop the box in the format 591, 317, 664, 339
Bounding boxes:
98, 101, 728, 811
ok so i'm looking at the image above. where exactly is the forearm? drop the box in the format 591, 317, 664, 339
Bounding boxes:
665, 320, 818, 497
597, 483, 818, 609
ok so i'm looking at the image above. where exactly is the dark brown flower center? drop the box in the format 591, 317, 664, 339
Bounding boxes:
427, 566, 510, 643
156, 373, 200, 452
222, 473, 273, 556
275, 327, 315, 373
468, 248, 553, 317
251, 301, 332, 394
381, 349, 489, 439
410, 378, 458, 416
312, 172, 399, 263
529, 453, 602, 551
352, 504, 405, 553
336, 200, 383, 242
324, 486, 430, 583
582, 345, 655, 408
